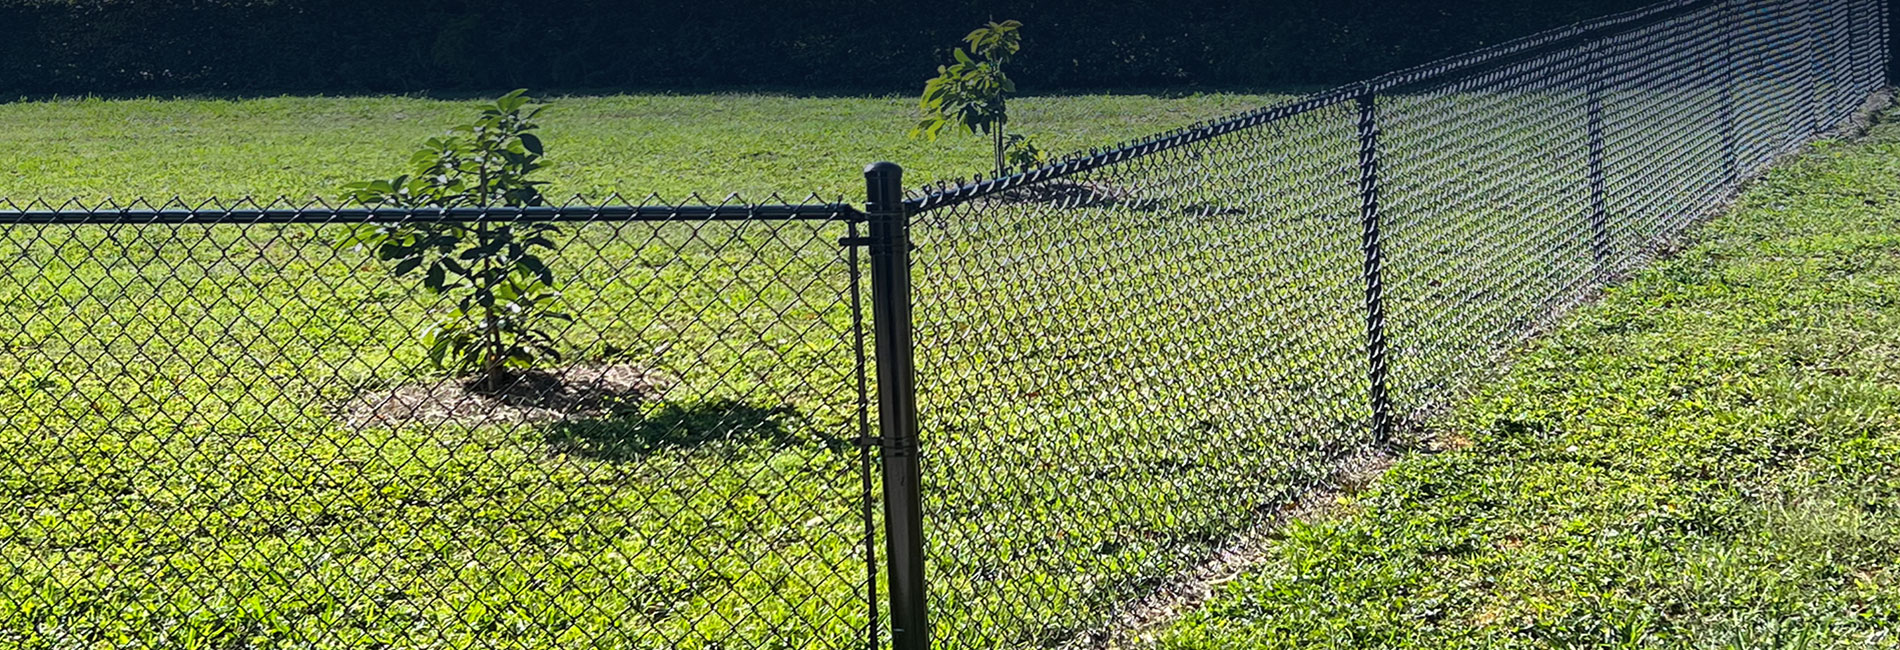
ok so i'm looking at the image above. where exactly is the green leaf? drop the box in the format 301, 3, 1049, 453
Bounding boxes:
392, 256, 423, 276
520, 256, 553, 285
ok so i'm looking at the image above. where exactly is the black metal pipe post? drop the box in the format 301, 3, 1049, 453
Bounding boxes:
1844, 0, 1861, 106
1882, 0, 1893, 88
1721, 0, 1739, 186
1354, 92, 1395, 445
1586, 45, 1611, 274
864, 161, 930, 650
1806, 0, 1823, 135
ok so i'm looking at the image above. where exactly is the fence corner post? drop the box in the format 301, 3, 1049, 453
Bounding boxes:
863, 161, 930, 650
1354, 92, 1395, 446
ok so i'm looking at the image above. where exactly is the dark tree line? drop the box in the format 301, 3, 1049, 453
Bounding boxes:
9, 0, 1879, 96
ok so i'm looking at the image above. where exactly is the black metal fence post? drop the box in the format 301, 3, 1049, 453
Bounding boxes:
1354, 91, 1395, 445
1883, 0, 1893, 87
1846, 0, 1861, 110
1806, 0, 1824, 135
1586, 44, 1612, 275
864, 161, 931, 650
1721, 0, 1739, 186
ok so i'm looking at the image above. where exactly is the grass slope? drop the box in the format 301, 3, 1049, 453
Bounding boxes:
1158, 114, 1900, 648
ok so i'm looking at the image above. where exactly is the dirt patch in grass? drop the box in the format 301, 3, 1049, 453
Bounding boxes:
340, 363, 671, 430
1068, 445, 1398, 650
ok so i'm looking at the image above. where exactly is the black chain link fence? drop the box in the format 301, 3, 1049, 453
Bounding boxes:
0, 0, 1888, 648
0, 200, 882, 649
899, 0, 1887, 646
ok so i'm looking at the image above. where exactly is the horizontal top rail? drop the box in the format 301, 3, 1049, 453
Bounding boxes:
0, 202, 864, 225
904, 0, 1718, 213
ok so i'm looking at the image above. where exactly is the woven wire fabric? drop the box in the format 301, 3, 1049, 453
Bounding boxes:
0, 0, 1887, 647
907, 105, 1373, 647
901, 0, 1888, 645
0, 198, 879, 649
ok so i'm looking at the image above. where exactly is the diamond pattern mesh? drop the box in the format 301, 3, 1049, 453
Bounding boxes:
907, 105, 1372, 647
0, 0, 1888, 648
899, 0, 1887, 646
0, 199, 878, 649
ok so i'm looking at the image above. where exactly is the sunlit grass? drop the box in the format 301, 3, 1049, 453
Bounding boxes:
1160, 114, 1900, 649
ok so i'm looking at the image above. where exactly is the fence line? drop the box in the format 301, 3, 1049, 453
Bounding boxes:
0, 0, 1888, 648
904, 0, 1726, 213
894, 0, 1887, 647
0, 198, 862, 223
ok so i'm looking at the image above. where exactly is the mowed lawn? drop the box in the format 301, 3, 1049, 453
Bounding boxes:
0, 92, 1305, 650
1, 88, 1886, 650
1156, 113, 1900, 648
0, 92, 1291, 201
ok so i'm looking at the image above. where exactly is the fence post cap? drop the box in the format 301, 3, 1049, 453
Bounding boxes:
864, 161, 904, 176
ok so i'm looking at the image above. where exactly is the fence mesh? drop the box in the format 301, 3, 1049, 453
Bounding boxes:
902, 0, 1888, 646
0, 0, 1889, 648
906, 103, 1375, 647
0, 199, 879, 649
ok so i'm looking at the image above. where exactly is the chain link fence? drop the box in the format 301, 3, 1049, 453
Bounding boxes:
0, 0, 1888, 648
899, 0, 1887, 646
0, 200, 882, 649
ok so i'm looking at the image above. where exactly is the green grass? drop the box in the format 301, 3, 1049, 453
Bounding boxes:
895, 82, 1775, 646
1156, 114, 1900, 648
0, 91, 1306, 650
0, 87, 1879, 650
0, 92, 1289, 201
0, 218, 881, 648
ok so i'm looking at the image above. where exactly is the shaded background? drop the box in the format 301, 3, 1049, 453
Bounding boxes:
0, 0, 1893, 96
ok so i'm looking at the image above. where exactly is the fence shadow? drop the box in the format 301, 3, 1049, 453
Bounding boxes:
542, 399, 802, 461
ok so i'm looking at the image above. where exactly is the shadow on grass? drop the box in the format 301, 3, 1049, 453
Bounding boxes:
542, 399, 803, 461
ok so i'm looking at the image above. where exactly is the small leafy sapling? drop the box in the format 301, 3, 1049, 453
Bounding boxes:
341, 89, 569, 393
1002, 134, 1048, 170
913, 20, 1046, 177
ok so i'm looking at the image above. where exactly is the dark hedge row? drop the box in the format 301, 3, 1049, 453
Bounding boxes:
0, 0, 1837, 95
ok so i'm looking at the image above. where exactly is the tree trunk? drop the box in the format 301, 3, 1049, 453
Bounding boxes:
994, 125, 1006, 178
